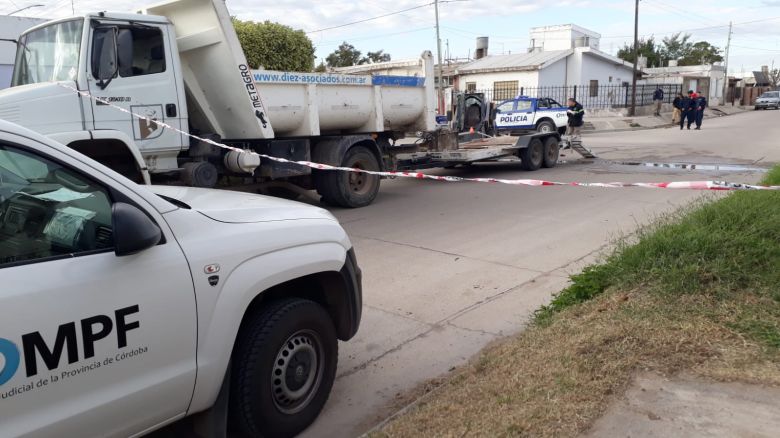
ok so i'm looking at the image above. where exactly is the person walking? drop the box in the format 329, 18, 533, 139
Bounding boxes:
694, 92, 707, 130
672, 92, 683, 125
653, 86, 664, 116
679, 91, 693, 130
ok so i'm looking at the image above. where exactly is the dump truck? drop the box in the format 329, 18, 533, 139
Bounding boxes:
0, 0, 562, 208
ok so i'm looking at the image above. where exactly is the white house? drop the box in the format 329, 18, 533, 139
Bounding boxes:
453, 25, 637, 106
642, 64, 726, 105
0, 16, 47, 89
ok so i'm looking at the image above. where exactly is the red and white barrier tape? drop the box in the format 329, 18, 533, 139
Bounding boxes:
57, 83, 780, 191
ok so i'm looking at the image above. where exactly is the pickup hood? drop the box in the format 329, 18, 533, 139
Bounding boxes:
151, 186, 337, 223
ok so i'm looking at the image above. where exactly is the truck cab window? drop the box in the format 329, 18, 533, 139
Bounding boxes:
0, 145, 114, 267
127, 26, 166, 76
92, 25, 166, 79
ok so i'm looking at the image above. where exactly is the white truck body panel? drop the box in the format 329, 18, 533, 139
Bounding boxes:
141, 0, 274, 140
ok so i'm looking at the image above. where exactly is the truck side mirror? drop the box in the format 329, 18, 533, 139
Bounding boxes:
112, 202, 162, 256
92, 27, 119, 89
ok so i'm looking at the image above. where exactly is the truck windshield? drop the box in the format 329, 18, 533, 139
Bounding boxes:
11, 20, 83, 87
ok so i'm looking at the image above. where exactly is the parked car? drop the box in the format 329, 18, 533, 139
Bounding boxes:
755, 91, 780, 110
0, 119, 362, 437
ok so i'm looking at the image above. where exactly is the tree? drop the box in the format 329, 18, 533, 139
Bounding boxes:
678, 41, 723, 66
617, 37, 662, 68
769, 69, 780, 87
326, 42, 362, 68
325, 43, 392, 68
233, 19, 314, 71
660, 33, 692, 62
361, 50, 391, 64
314, 61, 328, 72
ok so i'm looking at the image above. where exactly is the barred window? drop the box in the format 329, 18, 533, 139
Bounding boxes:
493, 81, 518, 101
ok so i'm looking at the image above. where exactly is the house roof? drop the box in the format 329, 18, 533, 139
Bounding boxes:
754, 71, 771, 86
333, 58, 422, 74
457, 50, 572, 74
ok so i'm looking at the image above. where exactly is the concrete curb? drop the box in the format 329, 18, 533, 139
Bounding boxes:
584, 106, 752, 135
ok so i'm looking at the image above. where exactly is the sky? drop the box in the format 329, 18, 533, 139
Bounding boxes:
5, 0, 780, 75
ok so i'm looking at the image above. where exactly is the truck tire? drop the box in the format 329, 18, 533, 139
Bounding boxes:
542, 137, 559, 168
520, 138, 544, 171
536, 120, 555, 134
230, 298, 337, 438
316, 145, 380, 208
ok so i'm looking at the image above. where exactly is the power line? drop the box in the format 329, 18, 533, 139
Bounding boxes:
307, 2, 434, 33
306, 0, 469, 34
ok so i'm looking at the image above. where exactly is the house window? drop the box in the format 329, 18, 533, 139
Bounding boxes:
493, 81, 518, 101
465, 82, 476, 92
589, 80, 599, 97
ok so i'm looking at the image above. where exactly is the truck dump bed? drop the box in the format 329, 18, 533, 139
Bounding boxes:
141, 0, 436, 140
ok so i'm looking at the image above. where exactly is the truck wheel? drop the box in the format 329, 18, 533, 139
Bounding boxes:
520, 138, 544, 171
316, 145, 380, 208
182, 161, 218, 188
230, 298, 337, 438
542, 137, 559, 168
536, 120, 555, 133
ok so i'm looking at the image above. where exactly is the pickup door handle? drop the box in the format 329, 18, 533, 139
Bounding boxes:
166, 104, 177, 117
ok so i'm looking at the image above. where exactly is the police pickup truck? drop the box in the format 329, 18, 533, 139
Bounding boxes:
0, 120, 362, 437
494, 96, 568, 135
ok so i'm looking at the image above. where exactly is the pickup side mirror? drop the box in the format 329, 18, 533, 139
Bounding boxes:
112, 202, 162, 256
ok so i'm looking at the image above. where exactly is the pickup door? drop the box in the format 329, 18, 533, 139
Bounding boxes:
495, 99, 535, 130
0, 133, 196, 437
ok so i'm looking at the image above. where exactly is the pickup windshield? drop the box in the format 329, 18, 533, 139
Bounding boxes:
760, 92, 779, 98
11, 20, 83, 87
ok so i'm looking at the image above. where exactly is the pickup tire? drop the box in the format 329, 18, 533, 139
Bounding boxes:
542, 137, 559, 168
229, 299, 338, 438
536, 120, 556, 134
520, 138, 544, 171
316, 145, 380, 208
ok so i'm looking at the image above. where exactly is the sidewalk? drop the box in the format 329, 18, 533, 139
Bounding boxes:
585, 105, 752, 133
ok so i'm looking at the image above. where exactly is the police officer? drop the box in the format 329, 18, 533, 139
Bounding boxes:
679, 91, 693, 130
566, 98, 585, 136
694, 92, 707, 130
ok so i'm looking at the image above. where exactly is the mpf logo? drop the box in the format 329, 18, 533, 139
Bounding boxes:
0, 338, 20, 386
0, 305, 139, 386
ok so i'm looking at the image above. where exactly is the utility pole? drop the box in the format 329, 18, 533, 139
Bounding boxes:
630, 0, 639, 116
721, 21, 732, 105
434, 0, 444, 113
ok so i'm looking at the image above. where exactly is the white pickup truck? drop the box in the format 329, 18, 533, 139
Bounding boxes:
0, 119, 362, 437
494, 96, 569, 135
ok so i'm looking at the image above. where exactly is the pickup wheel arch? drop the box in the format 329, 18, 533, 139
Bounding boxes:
535, 118, 556, 133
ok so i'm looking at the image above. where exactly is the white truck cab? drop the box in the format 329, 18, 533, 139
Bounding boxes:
0, 119, 362, 437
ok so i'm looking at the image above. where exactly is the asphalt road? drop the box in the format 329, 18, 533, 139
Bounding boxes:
300, 110, 780, 437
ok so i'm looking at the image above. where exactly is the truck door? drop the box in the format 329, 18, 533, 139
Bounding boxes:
87, 22, 186, 173
0, 136, 196, 437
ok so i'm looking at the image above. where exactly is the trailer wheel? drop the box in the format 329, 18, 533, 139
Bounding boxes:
229, 298, 338, 438
520, 138, 544, 171
536, 120, 555, 133
316, 145, 380, 208
542, 137, 559, 168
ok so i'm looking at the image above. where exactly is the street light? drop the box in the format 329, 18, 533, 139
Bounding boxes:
6, 4, 44, 16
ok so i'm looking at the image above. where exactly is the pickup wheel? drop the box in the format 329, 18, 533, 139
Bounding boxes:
230, 299, 337, 438
316, 145, 380, 208
520, 138, 544, 171
542, 137, 559, 168
536, 120, 555, 133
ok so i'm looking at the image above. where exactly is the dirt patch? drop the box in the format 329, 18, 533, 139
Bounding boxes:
583, 372, 780, 437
